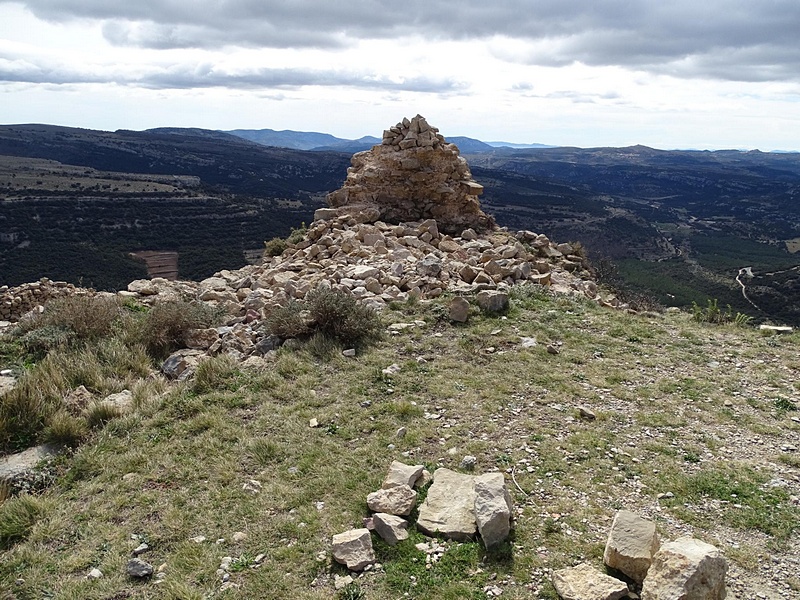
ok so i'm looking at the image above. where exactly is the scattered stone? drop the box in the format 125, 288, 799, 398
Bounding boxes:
604, 510, 660, 584
97, 389, 134, 414
449, 296, 471, 322
382, 461, 424, 489
232, 531, 247, 543
641, 537, 727, 600
372, 513, 410, 545
242, 479, 262, 494
132, 543, 149, 556
476, 291, 509, 313
519, 336, 537, 348
577, 406, 597, 421
0, 443, 61, 489
331, 528, 376, 571
460, 455, 477, 470
552, 562, 628, 600
342, 348, 356, 357
126, 558, 154, 579
87, 568, 104, 580
546, 344, 560, 355
334, 574, 354, 590
366, 485, 417, 516
416, 468, 477, 540
382, 363, 402, 376
189, 536, 207, 543
396, 427, 407, 439
309, 418, 319, 428
63, 385, 94, 414
473, 472, 513, 549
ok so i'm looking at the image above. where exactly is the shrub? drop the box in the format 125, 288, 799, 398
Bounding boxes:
132, 299, 224, 358
264, 300, 312, 339
691, 299, 751, 326
263, 237, 288, 257
13, 296, 123, 356
85, 401, 123, 429
306, 287, 382, 348
41, 410, 88, 446
0, 494, 45, 549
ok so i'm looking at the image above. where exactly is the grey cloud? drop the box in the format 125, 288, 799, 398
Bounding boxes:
0, 55, 464, 93
4, 0, 800, 81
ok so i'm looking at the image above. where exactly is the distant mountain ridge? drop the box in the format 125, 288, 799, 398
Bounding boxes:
222, 128, 551, 153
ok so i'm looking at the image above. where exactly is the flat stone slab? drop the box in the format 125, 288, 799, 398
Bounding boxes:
416, 468, 477, 540
552, 562, 629, 600
0, 443, 61, 483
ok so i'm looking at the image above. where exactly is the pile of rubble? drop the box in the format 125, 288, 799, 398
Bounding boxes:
553, 510, 727, 600
322, 114, 494, 233
0, 278, 93, 323
121, 216, 598, 366
331, 461, 513, 573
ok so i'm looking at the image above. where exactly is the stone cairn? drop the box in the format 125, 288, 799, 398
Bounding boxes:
321, 115, 494, 234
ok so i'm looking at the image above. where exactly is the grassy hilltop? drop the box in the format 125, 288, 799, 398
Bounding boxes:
1, 286, 798, 599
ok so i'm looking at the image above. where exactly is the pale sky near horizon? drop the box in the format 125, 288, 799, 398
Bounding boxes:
1, 1, 800, 150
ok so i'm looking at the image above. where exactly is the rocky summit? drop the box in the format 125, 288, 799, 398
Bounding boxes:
320, 115, 494, 234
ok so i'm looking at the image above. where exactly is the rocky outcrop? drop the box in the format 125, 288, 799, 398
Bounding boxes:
323, 115, 494, 234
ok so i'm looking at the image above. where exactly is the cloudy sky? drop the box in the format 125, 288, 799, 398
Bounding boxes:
1, 1, 799, 150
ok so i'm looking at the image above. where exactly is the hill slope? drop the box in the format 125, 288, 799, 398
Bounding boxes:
0, 287, 798, 599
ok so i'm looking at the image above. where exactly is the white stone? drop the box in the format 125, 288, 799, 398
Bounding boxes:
641, 536, 727, 600
473, 472, 513, 548
366, 485, 417, 516
372, 513, 409, 545
332, 528, 376, 571
382, 461, 424, 489
416, 468, 477, 540
552, 562, 629, 600
604, 510, 660, 584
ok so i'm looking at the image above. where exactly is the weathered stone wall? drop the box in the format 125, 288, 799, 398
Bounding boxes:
0, 279, 93, 323
321, 115, 494, 234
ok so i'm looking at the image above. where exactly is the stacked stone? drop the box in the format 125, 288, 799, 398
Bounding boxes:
116, 216, 596, 362
322, 115, 494, 234
0, 279, 92, 323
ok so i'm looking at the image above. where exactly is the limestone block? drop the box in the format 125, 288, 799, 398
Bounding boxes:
366, 485, 417, 516
449, 297, 471, 323
476, 290, 509, 313
416, 468, 477, 540
382, 461, 424, 489
552, 562, 629, 600
603, 510, 660, 584
641, 537, 727, 600
473, 473, 513, 548
372, 513, 409, 545
332, 528, 376, 571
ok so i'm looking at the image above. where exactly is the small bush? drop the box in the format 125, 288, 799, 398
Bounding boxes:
306, 287, 382, 348
191, 355, 241, 394
41, 410, 88, 446
0, 494, 45, 549
691, 299, 751, 326
133, 300, 224, 358
264, 237, 288, 257
14, 296, 122, 347
264, 300, 312, 339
